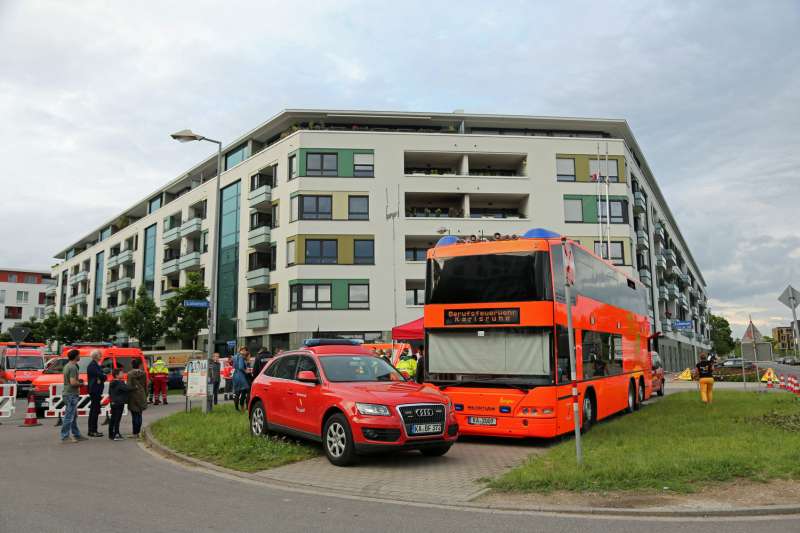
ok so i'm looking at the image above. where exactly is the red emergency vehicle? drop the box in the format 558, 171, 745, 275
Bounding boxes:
0, 345, 46, 396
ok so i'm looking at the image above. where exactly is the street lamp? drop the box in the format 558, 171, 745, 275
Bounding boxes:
171, 129, 223, 413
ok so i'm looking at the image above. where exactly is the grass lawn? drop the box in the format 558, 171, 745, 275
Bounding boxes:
150, 404, 319, 472
491, 391, 800, 493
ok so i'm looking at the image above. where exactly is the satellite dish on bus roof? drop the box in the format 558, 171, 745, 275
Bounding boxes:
522, 228, 560, 239
435, 235, 460, 247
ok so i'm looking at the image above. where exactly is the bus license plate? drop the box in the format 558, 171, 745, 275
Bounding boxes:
411, 423, 442, 435
468, 416, 497, 426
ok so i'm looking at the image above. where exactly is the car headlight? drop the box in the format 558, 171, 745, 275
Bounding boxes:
356, 403, 391, 416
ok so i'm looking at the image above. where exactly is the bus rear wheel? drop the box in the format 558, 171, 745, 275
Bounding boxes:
581, 393, 595, 432
626, 381, 636, 414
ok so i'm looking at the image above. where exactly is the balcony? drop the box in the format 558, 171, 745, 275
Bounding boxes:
162, 257, 180, 276
683, 330, 695, 340
160, 290, 178, 303
45, 284, 57, 296
180, 217, 203, 238
661, 320, 672, 333
246, 268, 270, 289
246, 310, 269, 330
667, 265, 682, 279
658, 286, 668, 301
248, 185, 272, 210
692, 306, 699, 317
638, 268, 652, 287
678, 294, 689, 309
163, 225, 181, 245
668, 283, 680, 299
71, 271, 88, 285
654, 223, 665, 242
655, 253, 666, 271
678, 272, 691, 287
179, 251, 202, 271
636, 230, 649, 250
248, 225, 271, 249
109, 305, 125, 318
67, 293, 87, 306
664, 249, 677, 266
106, 254, 120, 269
633, 192, 647, 214
45, 304, 55, 315
117, 249, 134, 265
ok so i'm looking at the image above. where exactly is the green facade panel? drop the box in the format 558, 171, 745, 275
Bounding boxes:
289, 278, 369, 310
298, 148, 373, 177
564, 194, 628, 224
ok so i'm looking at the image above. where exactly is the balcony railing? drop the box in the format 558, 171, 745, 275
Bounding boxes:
246, 310, 269, 329
163, 225, 181, 245
179, 252, 202, 271
655, 253, 666, 270
248, 185, 272, 210
162, 257, 180, 276
67, 293, 87, 306
664, 249, 677, 266
658, 286, 668, 301
638, 268, 652, 287
246, 268, 270, 289
248, 225, 271, 249
633, 192, 647, 213
180, 217, 203, 238
636, 230, 649, 250
667, 283, 680, 299
661, 319, 672, 333
654, 223, 665, 242
70, 271, 89, 285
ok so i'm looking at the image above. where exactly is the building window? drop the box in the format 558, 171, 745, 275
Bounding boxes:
348, 196, 369, 220
201, 231, 209, 253
353, 240, 374, 265
288, 154, 297, 180
299, 195, 332, 220
287, 240, 296, 266
4, 306, 22, 319
0, 289, 4, 303
26, 275, 37, 284
143, 224, 157, 296
406, 287, 424, 306
39, 292, 46, 305
248, 251, 271, 271
594, 241, 625, 265
290, 284, 332, 310
35, 307, 45, 319
250, 211, 271, 230
348, 284, 370, 309
225, 143, 248, 170
564, 198, 583, 222
216, 180, 241, 349
269, 244, 277, 271
17, 291, 29, 304
589, 159, 620, 182
556, 158, 576, 181
99, 227, 112, 242
306, 153, 338, 176
148, 195, 162, 214
248, 292, 272, 312
597, 199, 628, 223
8, 274, 17, 283
405, 247, 428, 261
353, 153, 374, 177
305, 240, 338, 264
250, 166, 276, 191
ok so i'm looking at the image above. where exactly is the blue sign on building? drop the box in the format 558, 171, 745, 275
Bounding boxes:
673, 320, 693, 330
183, 299, 210, 308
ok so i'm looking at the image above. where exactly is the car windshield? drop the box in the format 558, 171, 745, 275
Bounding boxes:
5, 356, 44, 370
114, 357, 138, 372
43, 359, 67, 374
319, 356, 406, 382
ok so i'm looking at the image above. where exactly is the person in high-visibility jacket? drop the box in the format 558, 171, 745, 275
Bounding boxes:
395, 352, 417, 379
150, 357, 169, 405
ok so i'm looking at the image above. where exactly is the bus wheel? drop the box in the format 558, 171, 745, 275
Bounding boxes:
581, 393, 594, 432
626, 381, 636, 414
636, 379, 645, 409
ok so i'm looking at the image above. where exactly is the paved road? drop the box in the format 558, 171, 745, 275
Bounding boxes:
1, 397, 796, 532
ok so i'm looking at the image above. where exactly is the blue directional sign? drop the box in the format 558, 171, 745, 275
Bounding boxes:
226, 340, 236, 349
183, 299, 210, 308
673, 320, 693, 330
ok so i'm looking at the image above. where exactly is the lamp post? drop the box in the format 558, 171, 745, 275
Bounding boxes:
171, 129, 222, 413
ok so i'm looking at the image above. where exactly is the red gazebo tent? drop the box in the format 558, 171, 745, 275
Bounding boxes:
391, 317, 424, 340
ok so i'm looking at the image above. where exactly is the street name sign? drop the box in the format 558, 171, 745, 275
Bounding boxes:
183, 299, 210, 308
673, 320, 693, 330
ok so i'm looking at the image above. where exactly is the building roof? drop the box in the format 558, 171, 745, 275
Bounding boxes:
52, 108, 705, 285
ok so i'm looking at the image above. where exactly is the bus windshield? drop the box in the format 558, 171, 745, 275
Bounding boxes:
5, 356, 44, 370
427, 251, 552, 304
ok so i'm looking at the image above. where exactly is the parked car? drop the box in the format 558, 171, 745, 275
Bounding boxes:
783, 357, 799, 366
248, 339, 459, 466
650, 352, 665, 397
721, 358, 755, 370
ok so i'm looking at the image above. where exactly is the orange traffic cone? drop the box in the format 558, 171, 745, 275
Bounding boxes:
780, 374, 785, 390
20, 392, 41, 427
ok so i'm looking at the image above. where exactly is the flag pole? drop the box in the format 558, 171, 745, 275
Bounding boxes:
596, 143, 604, 258
604, 143, 612, 262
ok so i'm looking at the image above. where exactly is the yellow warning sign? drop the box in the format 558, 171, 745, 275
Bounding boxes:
761, 368, 777, 383
676, 368, 693, 381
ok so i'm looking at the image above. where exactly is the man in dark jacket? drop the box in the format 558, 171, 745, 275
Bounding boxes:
86, 350, 105, 437
251, 348, 273, 379
210, 352, 221, 405
108, 367, 129, 441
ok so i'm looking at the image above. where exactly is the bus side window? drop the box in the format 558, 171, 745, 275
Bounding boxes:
556, 326, 572, 384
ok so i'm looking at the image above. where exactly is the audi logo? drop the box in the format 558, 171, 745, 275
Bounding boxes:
415, 408, 435, 417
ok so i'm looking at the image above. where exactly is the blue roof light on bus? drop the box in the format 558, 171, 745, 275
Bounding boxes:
435, 235, 460, 247
521, 228, 561, 239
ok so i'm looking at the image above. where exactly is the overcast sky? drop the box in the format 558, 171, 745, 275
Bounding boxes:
1, 1, 798, 337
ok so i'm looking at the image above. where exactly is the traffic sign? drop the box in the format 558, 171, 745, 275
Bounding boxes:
183, 299, 210, 308
673, 320, 693, 330
8, 326, 30, 344
778, 285, 800, 310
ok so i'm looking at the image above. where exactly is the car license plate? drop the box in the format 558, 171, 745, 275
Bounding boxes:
468, 416, 497, 426
411, 423, 442, 435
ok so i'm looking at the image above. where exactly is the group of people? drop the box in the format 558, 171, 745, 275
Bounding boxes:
218, 347, 276, 412
60, 349, 147, 443
372, 347, 425, 383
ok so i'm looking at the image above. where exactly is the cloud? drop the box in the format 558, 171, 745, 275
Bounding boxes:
1, 0, 798, 337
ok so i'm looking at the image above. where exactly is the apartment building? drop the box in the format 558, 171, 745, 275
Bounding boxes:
0, 269, 55, 332
772, 326, 795, 353
51, 109, 711, 368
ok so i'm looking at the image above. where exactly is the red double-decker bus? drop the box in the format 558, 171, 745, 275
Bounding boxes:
422, 228, 653, 438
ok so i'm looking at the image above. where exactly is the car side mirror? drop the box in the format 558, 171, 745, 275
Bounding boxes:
297, 370, 318, 384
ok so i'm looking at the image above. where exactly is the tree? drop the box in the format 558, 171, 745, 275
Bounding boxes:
120, 286, 163, 348
709, 314, 735, 355
56, 310, 88, 345
87, 308, 119, 343
40, 312, 61, 346
162, 272, 210, 349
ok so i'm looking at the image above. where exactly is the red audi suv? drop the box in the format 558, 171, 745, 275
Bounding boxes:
248, 339, 459, 466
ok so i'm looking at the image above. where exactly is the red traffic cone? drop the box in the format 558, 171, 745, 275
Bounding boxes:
780, 374, 785, 390
20, 392, 41, 427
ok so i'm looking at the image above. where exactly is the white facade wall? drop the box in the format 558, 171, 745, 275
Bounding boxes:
0, 275, 53, 332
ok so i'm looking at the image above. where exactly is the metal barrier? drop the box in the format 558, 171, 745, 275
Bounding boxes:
0, 383, 16, 418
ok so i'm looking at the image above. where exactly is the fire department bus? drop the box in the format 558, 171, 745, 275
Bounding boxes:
422, 228, 653, 438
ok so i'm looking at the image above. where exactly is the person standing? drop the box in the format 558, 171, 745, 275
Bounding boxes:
150, 356, 169, 405
108, 367, 129, 441
232, 348, 250, 412
86, 350, 105, 438
210, 352, 221, 405
695, 352, 715, 404
127, 358, 147, 437
252, 347, 272, 378
60, 349, 86, 443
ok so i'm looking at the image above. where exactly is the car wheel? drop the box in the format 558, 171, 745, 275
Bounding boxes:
249, 400, 267, 437
581, 393, 594, 432
323, 413, 357, 466
420, 444, 452, 457
626, 382, 636, 414
657, 380, 665, 397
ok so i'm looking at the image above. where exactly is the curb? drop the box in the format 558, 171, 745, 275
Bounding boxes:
141, 427, 800, 519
